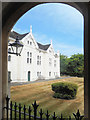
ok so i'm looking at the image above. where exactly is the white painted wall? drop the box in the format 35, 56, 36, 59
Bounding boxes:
8, 29, 60, 82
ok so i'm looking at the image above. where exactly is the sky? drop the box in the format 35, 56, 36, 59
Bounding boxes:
13, 3, 84, 57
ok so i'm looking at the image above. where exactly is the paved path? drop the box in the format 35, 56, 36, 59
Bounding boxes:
11, 76, 72, 86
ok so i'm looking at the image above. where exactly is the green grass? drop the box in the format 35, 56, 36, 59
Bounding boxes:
11, 77, 84, 118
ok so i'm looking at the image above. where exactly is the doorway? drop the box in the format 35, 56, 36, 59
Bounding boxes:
28, 71, 30, 81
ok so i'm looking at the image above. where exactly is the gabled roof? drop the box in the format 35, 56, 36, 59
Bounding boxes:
9, 31, 29, 40
37, 42, 50, 51
9, 31, 50, 51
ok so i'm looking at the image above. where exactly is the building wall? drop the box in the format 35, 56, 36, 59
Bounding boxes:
8, 31, 60, 82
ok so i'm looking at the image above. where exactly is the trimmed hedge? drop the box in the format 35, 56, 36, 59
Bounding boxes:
52, 82, 78, 99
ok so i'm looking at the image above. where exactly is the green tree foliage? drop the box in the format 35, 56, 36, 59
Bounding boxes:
60, 54, 69, 75
60, 54, 84, 77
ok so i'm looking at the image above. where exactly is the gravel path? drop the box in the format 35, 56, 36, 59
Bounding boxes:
11, 76, 72, 86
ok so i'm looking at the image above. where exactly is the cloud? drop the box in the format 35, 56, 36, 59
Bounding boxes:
54, 42, 84, 57
33, 32, 51, 44
34, 32, 83, 57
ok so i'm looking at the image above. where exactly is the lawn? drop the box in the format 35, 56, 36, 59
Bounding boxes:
11, 77, 84, 118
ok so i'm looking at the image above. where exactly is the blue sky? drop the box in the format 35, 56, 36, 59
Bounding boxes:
13, 3, 84, 57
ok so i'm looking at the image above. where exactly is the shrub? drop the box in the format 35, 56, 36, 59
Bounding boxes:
52, 82, 78, 99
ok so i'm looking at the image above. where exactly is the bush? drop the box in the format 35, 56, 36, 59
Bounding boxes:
52, 82, 78, 99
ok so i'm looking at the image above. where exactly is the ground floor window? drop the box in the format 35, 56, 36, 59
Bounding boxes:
8, 71, 11, 81
37, 72, 41, 76
49, 72, 51, 76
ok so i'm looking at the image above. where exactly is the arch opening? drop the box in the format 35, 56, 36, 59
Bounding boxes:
8, 2, 84, 118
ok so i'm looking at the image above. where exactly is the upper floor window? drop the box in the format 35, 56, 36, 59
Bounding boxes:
27, 58, 29, 63
27, 41, 29, 44
54, 60, 56, 67
30, 53, 32, 57
30, 42, 32, 45
8, 48, 11, 52
49, 58, 52, 66
49, 50, 51, 53
27, 41, 32, 45
8, 55, 11, 61
37, 55, 41, 65
27, 52, 29, 57
27, 52, 32, 64
30, 58, 32, 64
49, 72, 51, 76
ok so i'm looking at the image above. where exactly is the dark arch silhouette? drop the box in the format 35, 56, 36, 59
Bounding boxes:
2, 2, 89, 119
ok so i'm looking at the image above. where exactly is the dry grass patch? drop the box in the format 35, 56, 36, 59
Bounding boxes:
11, 77, 84, 117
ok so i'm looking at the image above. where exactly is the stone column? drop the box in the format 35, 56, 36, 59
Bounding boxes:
84, 2, 90, 119
2, 27, 8, 119
0, 2, 2, 119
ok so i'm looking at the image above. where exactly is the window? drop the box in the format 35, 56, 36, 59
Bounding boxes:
49, 50, 51, 53
37, 56, 39, 59
27, 52, 29, 57
39, 61, 41, 65
27, 52, 32, 64
30, 42, 32, 45
37, 55, 41, 65
49, 72, 51, 76
8, 55, 11, 61
37, 72, 41, 76
37, 61, 39, 65
37, 72, 39, 76
54, 60, 56, 67
27, 41, 29, 44
30, 58, 32, 64
8, 48, 11, 52
30, 53, 32, 57
54, 72, 55, 76
27, 58, 29, 63
40, 56, 41, 60
49, 58, 52, 66
40, 72, 41, 76
8, 71, 11, 81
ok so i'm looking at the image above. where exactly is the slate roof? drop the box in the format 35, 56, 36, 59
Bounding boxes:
10, 31, 50, 51
37, 42, 50, 51
9, 31, 28, 40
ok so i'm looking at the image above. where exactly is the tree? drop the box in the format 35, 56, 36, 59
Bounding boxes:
66, 54, 84, 77
60, 54, 69, 75
60, 53, 84, 77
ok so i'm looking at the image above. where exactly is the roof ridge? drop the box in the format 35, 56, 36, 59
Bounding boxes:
12, 31, 29, 35
10, 31, 29, 40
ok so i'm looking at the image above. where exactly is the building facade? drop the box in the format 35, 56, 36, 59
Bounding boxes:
8, 26, 60, 82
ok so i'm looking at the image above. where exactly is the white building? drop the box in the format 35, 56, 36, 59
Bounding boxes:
8, 26, 60, 82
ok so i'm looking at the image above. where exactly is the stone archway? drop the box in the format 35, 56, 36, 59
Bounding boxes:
1, 2, 89, 119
